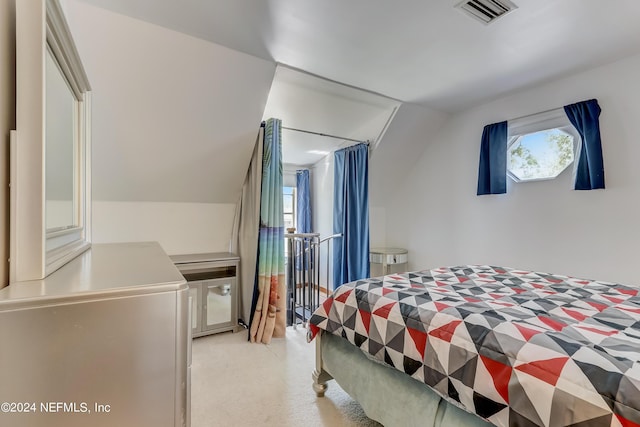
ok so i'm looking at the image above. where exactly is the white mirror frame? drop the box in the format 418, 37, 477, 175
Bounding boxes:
10, 0, 91, 282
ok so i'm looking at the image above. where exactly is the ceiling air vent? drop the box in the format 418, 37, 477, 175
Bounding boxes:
456, 0, 517, 25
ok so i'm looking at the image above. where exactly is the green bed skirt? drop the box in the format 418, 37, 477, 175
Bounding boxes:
321, 332, 494, 427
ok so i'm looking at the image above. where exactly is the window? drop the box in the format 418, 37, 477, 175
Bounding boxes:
508, 128, 575, 181
283, 186, 296, 231
507, 110, 579, 183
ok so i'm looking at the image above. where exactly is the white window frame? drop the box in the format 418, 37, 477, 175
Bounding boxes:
283, 186, 297, 230
507, 108, 581, 184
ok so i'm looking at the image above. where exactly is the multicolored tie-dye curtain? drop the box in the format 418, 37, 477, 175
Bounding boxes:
249, 118, 286, 344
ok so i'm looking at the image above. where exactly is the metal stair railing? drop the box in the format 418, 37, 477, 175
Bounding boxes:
285, 232, 342, 328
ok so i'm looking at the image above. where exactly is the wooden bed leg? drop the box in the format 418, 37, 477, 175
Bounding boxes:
312, 332, 332, 397
312, 369, 328, 397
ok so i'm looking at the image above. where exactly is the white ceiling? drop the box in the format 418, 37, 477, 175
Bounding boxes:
77, 0, 640, 112
263, 66, 399, 165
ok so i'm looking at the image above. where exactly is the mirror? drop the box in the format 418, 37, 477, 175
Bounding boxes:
11, 0, 91, 282
45, 48, 77, 231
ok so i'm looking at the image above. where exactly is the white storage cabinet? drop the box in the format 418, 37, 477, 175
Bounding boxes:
171, 253, 242, 337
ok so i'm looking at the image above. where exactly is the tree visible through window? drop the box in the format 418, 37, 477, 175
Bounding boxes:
508, 128, 575, 181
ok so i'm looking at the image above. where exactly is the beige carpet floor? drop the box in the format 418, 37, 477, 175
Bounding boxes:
191, 326, 382, 427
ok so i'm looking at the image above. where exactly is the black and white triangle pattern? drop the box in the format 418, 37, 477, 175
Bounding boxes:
309, 265, 640, 427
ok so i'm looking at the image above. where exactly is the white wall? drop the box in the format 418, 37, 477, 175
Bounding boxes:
283, 163, 303, 188
369, 102, 449, 251
64, 0, 275, 203
308, 102, 448, 289
386, 52, 640, 285
63, 0, 275, 255
92, 201, 236, 255
310, 153, 334, 289
0, 0, 15, 287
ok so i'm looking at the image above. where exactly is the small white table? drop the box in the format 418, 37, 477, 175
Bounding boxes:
370, 247, 408, 276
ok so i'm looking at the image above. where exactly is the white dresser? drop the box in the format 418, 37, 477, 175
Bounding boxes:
0, 242, 190, 427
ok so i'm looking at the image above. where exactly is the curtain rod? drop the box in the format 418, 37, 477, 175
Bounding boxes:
509, 106, 564, 122
281, 126, 369, 145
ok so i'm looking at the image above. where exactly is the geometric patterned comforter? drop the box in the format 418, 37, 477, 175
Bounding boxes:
308, 265, 640, 427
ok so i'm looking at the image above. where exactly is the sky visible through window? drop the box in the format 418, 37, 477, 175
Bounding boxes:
508, 128, 574, 181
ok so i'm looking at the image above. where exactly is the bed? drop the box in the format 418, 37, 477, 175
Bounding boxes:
308, 265, 640, 427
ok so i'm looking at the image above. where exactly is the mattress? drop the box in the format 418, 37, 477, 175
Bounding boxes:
308, 265, 640, 427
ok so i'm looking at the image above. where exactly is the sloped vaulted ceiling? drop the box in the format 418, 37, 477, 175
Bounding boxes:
64, 0, 275, 203
64, 0, 640, 204
263, 66, 400, 166
74, 0, 640, 112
